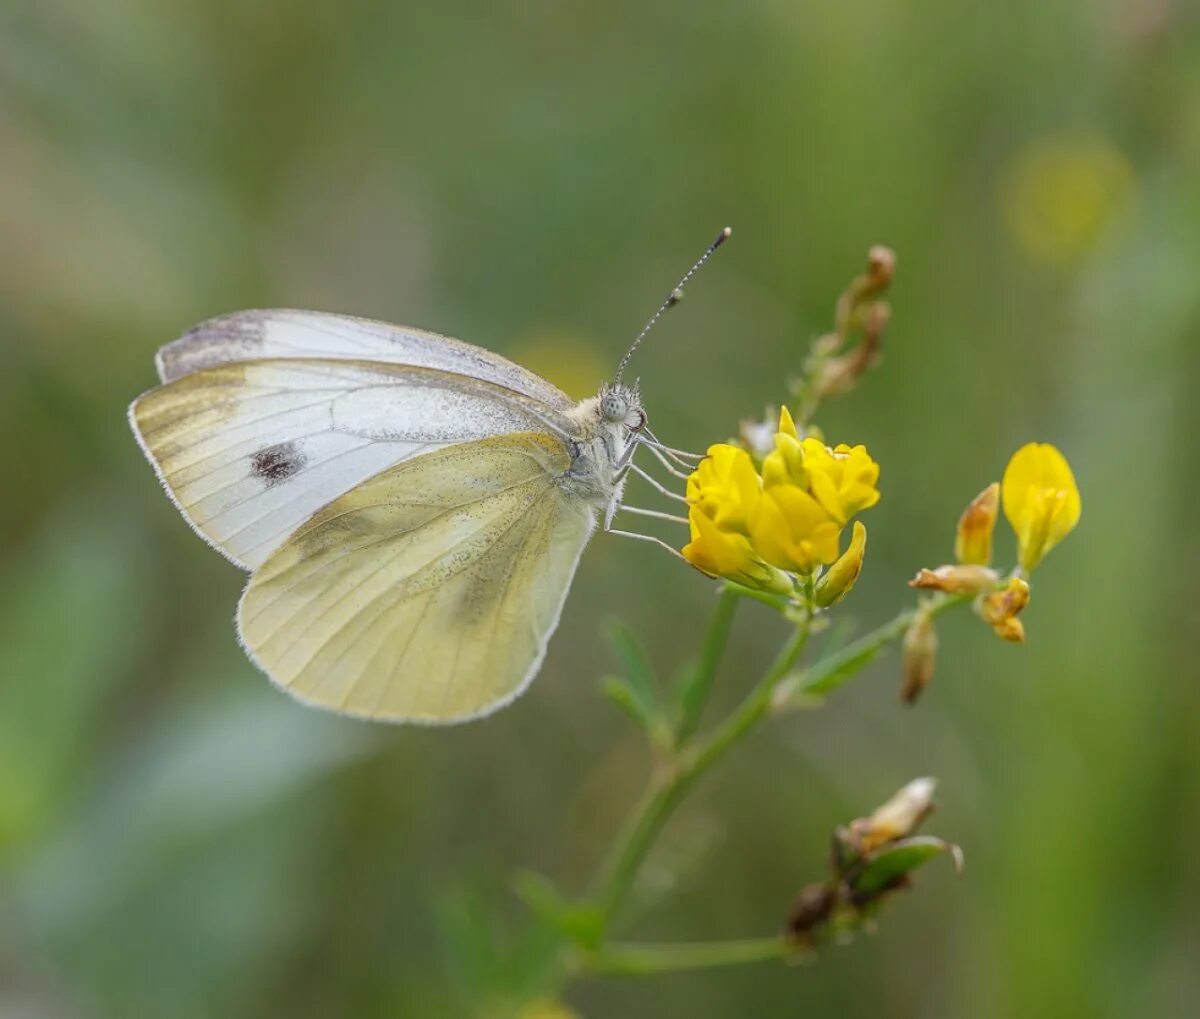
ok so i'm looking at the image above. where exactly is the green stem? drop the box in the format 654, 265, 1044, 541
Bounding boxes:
674, 585, 740, 745
593, 620, 812, 927
585, 937, 792, 977
778, 593, 969, 704
723, 581, 792, 613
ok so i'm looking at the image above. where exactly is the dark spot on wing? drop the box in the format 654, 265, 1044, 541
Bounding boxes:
251, 441, 306, 487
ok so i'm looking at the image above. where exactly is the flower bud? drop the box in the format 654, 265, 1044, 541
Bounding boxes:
909, 564, 998, 595
815, 521, 867, 607
955, 482, 1000, 565
900, 609, 938, 704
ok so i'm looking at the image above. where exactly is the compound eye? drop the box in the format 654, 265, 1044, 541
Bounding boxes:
601, 394, 627, 421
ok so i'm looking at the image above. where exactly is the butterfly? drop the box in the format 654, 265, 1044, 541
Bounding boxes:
129, 230, 729, 724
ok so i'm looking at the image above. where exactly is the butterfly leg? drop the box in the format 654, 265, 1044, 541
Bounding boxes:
604, 525, 691, 563
640, 427, 704, 465
628, 462, 689, 503
616, 505, 688, 524
636, 440, 695, 481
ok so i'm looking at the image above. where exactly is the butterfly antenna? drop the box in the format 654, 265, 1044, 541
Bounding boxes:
613, 226, 732, 383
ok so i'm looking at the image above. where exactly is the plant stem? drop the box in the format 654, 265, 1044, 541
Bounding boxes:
585, 937, 792, 977
777, 592, 969, 704
674, 585, 740, 745
592, 620, 812, 928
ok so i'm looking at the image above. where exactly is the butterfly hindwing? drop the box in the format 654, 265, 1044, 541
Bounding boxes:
236, 431, 595, 723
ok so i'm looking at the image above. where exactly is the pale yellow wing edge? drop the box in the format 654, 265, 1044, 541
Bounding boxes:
127, 394, 253, 571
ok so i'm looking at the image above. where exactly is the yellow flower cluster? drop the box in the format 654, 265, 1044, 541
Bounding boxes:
911, 441, 1080, 643
682, 407, 880, 599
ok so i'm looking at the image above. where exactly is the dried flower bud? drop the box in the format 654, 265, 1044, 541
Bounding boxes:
977, 576, 1031, 643
867, 245, 896, 285
901, 609, 938, 704
955, 482, 1000, 566
909, 564, 1000, 594
847, 777, 938, 854
810, 307, 887, 398
785, 882, 837, 944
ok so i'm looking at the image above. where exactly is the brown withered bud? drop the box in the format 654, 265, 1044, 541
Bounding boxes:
785, 882, 837, 945
977, 576, 1031, 643
955, 482, 1001, 566
835, 245, 897, 335
846, 777, 938, 855
812, 304, 889, 398
909, 564, 999, 595
901, 610, 938, 704
867, 244, 896, 282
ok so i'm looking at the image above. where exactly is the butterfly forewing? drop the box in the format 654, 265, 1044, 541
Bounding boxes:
129, 357, 576, 569
156, 309, 574, 410
237, 432, 594, 723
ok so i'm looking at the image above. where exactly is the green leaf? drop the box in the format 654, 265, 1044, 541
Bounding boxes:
600, 676, 657, 731
602, 620, 663, 731
514, 871, 604, 950
606, 619, 659, 702
851, 836, 962, 896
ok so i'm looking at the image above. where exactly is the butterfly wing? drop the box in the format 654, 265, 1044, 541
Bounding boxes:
237, 431, 594, 724
155, 309, 574, 410
129, 357, 577, 570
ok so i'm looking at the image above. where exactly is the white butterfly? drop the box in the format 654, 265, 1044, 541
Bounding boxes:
130, 232, 728, 724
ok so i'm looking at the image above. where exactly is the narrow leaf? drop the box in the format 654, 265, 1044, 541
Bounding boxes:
600, 676, 656, 731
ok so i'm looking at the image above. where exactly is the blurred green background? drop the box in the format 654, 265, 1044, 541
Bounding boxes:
2, 1, 1197, 1016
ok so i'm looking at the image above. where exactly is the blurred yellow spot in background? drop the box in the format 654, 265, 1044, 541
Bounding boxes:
999, 133, 1136, 266
507, 332, 610, 401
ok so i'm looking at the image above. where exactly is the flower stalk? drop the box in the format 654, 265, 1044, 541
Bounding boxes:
477, 246, 1082, 1011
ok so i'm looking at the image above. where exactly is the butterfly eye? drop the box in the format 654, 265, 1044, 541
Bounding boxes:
601, 393, 628, 422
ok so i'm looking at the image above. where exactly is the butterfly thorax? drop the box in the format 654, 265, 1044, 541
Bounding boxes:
560, 384, 643, 507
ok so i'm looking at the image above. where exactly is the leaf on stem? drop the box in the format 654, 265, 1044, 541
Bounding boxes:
513, 871, 605, 951
601, 620, 667, 739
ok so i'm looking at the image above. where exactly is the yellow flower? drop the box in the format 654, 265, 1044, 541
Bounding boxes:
687, 443, 762, 528
761, 410, 881, 527
682, 508, 792, 594
682, 444, 791, 593
798, 439, 881, 526
999, 133, 1135, 268
681, 408, 880, 592
815, 520, 867, 607
750, 484, 842, 574
1001, 443, 1081, 572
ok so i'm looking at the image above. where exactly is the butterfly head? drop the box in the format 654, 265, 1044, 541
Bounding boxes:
598, 381, 646, 433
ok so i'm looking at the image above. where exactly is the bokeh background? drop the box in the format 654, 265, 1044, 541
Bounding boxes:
2, 1, 1198, 1016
